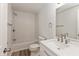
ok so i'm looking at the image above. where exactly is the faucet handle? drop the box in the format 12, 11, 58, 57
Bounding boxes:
63, 33, 68, 39
65, 39, 70, 44
60, 34, 64, 42
65, 39, 68, 44
60, 34, 63, 37
65, 33, 68, 37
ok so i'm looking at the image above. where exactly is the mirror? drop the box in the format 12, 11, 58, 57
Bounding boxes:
56, 3, 79, 40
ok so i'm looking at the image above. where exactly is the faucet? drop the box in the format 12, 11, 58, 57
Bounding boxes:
57, 33, 70, 44
64, 33, 69, 44
57, 35, 60, 41
60, 34, 64, 42
57, 34, 64, 42
60, 33, 68, 43
63, 33, 68, 39
65, 39, 68, 44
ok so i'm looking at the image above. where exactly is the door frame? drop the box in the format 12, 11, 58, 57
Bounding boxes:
77, 9, 79, 39
0, 3, 12, 56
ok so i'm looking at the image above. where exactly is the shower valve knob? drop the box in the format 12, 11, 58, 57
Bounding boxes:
13, 29, 15, 32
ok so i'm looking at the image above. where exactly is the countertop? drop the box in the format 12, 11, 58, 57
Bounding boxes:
40, 39, 79, 56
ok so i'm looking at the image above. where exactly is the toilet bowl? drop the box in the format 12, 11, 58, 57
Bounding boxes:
29, 43, 40, 56
29, 36, 46, 56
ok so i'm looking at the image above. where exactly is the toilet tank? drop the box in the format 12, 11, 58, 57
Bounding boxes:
38, 36, 46, 41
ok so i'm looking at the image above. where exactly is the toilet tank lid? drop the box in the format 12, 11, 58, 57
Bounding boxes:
39, 36, 45, 40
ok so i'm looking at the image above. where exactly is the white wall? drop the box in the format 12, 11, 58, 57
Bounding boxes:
0, 4, 1, 46
12, 11, 37, 50
56, 5, 79, 39
7, 4, 13, 49
38, 3, 56, 39
0, 3, 8, 51
35, 14, 39, 40
9, 3, 56, 51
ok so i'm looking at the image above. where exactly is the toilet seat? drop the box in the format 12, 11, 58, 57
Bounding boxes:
29, 44, 40, 52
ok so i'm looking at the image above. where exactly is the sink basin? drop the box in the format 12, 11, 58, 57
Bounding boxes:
46, 39, 70, 50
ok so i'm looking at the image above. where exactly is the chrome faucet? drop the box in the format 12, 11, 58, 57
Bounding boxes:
64, 33, 69, 44
57, 35, 60, 41
65, 39, 68, 44
60, 33, 68, 43
57, 33, 69, 44
60, 34, 64, 42
57, 34, 64, 42
63, 34, 66, 39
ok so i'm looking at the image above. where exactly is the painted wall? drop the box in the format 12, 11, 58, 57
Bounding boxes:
38, 3, 56, 39
0, 3, 8, 54
35, 14, 39, 40
12, 11, 37, 50
9, 3, 56, 51
7, 4, 13, 49
56, 5, 79, 39
0, 4, 1, 46
0, 3, 13, 55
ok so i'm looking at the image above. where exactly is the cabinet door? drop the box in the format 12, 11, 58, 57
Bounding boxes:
40, 44, 57, 56
40, 45, 47, 56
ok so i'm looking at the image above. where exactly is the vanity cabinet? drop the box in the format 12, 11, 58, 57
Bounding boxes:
40, 44, 57, 56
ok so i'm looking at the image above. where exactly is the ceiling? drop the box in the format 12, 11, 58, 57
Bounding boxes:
11, 3, 46, 13
56, 3, 65, 9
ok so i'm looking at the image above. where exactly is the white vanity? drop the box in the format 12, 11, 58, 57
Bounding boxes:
40, 39, 79, 56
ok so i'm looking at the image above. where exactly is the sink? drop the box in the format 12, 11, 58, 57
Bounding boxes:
47, 39, 69, 48
40, 39, 79, 56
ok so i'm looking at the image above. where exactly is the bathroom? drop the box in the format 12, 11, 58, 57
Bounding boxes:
1, 3, 79, 56
0, 3, 56, 56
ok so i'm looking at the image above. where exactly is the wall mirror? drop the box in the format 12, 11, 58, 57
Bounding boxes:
56, 3, 79, 40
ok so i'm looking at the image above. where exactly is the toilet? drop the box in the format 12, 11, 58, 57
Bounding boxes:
29, 36, 46, 56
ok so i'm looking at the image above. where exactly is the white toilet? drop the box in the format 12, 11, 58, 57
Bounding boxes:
29, 36, 46, 56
